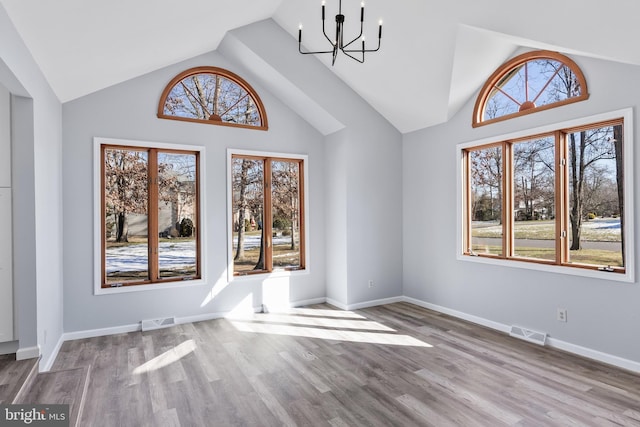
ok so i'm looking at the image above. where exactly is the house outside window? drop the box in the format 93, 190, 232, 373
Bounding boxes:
459, 109, 634, 282
95, 137, 204, 293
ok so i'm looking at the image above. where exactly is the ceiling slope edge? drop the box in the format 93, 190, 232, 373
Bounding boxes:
219, 20, 345, 136
447, 24, 518, 123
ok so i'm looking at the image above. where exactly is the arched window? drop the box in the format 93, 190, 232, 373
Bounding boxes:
473, 51, 588, 127
158, 66, 268, 130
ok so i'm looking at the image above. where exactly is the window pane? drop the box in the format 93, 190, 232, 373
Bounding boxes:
271, 160, 301, 269
158, 152, 198, 278
232, 158, 265, 274
469, 146, 503, 256
482, 55, 583, 123
513, 137, 556, 261
567, 125, 624, 267
162, 72, 262, 126
164, 74, 213, 120
484, 91, 519, 121
217, 77, 260, 125
104, 148, 149, 284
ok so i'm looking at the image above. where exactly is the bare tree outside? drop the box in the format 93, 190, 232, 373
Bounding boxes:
272, 161, 300, 252
469, 145, 503, 255
483, 58, 582, 122
104, 149, 149, 244
473, 54, 624, 267
232, 156, 304, 274
157, 152, 198, 277
232, 158, 264, 271
567, 126, 621, 266
163, 72, 261, 126
103, 147, 199, 283
512, 137, 555, 260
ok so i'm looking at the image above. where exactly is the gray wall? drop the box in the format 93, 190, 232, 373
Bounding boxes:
403, 52, 640, 363
62, 19, 404, 333
0, 3, 64, 367
62, 51, 328, 332
224, 20, 404, 308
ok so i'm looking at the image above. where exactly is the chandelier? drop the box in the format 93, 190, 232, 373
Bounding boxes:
298, 0, 383, 65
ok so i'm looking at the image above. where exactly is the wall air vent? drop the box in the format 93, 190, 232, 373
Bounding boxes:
141, 317, 176, 332
509, 325, 547, 346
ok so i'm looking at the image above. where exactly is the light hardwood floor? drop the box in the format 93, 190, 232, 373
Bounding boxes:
51, 302, 640, 426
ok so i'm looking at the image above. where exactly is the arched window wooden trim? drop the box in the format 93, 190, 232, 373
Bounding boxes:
472, 50, 589, 128
158, 66, 268, 131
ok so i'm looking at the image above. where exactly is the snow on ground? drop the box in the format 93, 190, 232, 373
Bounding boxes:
581, 218, 621, 230
106, 234, 297, 273
107, 241, 195, 273
233, 234, 295, 249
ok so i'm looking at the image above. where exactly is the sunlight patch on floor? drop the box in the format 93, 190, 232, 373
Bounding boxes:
265, 307, 366, 319
230, 313, 395, 332
230, 320, 432, 347
133, 339, 197, 375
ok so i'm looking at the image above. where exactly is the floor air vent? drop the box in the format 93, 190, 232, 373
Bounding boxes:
509, 325, 547, 346
141, 317, 176, 331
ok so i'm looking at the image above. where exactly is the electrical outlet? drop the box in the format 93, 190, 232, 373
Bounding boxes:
368, 280, 374, 288
557, 308, 568, 322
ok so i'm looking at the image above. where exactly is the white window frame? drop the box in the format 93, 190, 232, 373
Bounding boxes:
227, 148, 310, 282
93, 137, 207, 295
456, 108, 635, 283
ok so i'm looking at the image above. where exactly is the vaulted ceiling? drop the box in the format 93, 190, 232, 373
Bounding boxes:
2, 0, 640, 133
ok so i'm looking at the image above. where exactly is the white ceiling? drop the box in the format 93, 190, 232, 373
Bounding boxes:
3, 0, 640, 133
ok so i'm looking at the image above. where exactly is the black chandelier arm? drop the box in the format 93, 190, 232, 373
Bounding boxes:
341, 22, 364, 50
342, 40, 381, 54
297, 0, 382, 66
342, 4, 365, 50
321, 12, 335, 45
340, 49, 365, 63
299, 25, 335, 55
299, 46, 335, 55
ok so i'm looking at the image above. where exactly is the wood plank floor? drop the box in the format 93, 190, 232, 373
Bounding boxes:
14, 365, 90, 427
0, 353, 38, 404
51, 302, 640, 426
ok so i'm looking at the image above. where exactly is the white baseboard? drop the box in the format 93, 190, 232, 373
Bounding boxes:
63, 323, 141, 342
546, 337, 640, 373
42, 295, 640, 375
402, 296, 511, 333
178, 311, 233, 325
41, 337, 65, 372
289, 297, 327, 308
346, 296, 405, 311
16, 345, 40, 361
326, 296, 404, 311
44, 296, 329, 371
325, 298, 347, 310
402, 296, 640, 374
